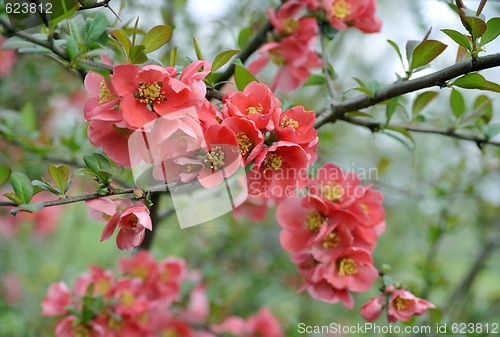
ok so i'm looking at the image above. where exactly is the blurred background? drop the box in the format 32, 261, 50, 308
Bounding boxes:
1, 0, 500, 335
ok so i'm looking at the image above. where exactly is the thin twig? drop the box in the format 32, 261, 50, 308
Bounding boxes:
319, 25, 337, 101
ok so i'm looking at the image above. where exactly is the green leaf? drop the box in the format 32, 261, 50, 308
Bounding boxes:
405, 40, 420, 65
481, 18, 500, 46
387, 39, 405, 68
212, 50, 240, 73
474, 95, 492, 124
84, 153, 110, 174
170, 46, 177, 67
303, 74, 326, 87
69, 14, 86, 44
234, 63, 258, 91
482, 81, 500, 93
18, 203, 44, 213
141, 25, 172, 54
49, 165, 69, 194
86, 13, 108, 46
21, 101, 37, 132
129, 45, 148, 64
66, 36, 80, 61
193, 37, 204, 60
32, 179, 60, 195
10, 172, 34, 205
238, 27, 252, 49
345, 111, 374, 119
3, 192, 23, 205
485, 123, 500, 139
0, 166, 11, 187
451, 73, 487, 89
73, 168, 98, 177
461, 12, 487, 40
110, 29, 132, 55
1, 37, 37, 50
450, 89, 465, 118
412, 91, 439, 119
441, 29, 471, 50
410, 40, 447, 70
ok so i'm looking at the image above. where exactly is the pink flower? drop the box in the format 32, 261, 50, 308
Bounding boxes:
196, 124, 243, 189
85, 197, 131, 242
324, 247, 378, 292
55, 315, 106, 337
184, 283, 210, 323
273, 106, 317, 145
116, 201, 153, 251
221, 117, 264, 166
222, 82, 280, 129
0, 36, 17, 77
348, 189, 385, 227
360, 294, 385, 321
246, 307, 284, 337
387, 288, 435, 322
73, 265, 115, 298
83, 70, 120, 122
1, 272, 22, 305
42, 282, 72, 316
87, 120, 134, 168
118, 250, 158, 285
322, 0, 382, 33
277, 195, 332, 253
247, 141, 309, 196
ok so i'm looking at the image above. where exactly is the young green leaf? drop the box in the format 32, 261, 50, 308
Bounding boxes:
129, 45, 148, 64
412, 91, 439, 119
49, 164, 69, 195
387, 40, 405, 69
474, 95, 492, 124
485, 123, 500, 139
212, 50, 240, 73
66, 36, 80, 61
110, 29, 132, 55
141, 25, 172, 54
21, 101, 37, 132
234, 63, 258, 91
238, 27, 252, 49
410, 40, 447, 70
170, 46, 177, 67
303, 74, 326, 87
10, 172, 34, 205
405, 40, 420, 65
450, 89, 465, 118
480, 18, 500, 46
86, 13, 108, 46
461, 13, 487, 40
441, 29, 471, 50
32, 179, 60, 195
0, 166, 11, 187
69, 14, 86, 44
193, 37, 204, 60
451, 73, 487, 89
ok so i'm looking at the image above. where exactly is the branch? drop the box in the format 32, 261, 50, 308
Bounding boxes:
78, 0, 111, 10
314, 52, 500, 129
319, 25, 337, 101
0, 182, 179, 208
340, 115, 500, 146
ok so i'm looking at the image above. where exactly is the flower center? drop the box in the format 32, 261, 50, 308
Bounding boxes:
113, 125, 133, 138
305, 211, 327, 232
99, 80, 115, 104
108, 317, 124, 331
394, 296, 409, 310
283, 18, 299, 34
322, 183, 344, 202
207, 146, 225, 170
337, 257, 358, 276
323, 230, 341, 247
246, 103, 264, 115
333, 0, 351, 20
270, 49, 285, 66
126, 214, 139, 228
280, 116, 299, 130
161, 329, 180, 337
72, 325, 91, 337
120, 290, 135, 307
102, 213, 112, 221
138, 82, 164, 105
95, 279, 110, 295
131, 266, 148, 280
263, 152, 282, 170
236, 132, 255, 156
181, 163, 198, 173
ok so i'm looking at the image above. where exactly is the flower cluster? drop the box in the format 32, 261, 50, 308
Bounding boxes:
276, 164, 385, 309
42, 251, 284, 337
83, 60, 319, 197
85, 197, 152, 251
361, 286, 435, 323
249, 0, 382, 92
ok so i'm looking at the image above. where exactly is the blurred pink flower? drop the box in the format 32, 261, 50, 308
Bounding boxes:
0, 36, 17, 77
387, 288, 435, 322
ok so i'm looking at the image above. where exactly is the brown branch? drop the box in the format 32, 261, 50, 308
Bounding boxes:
340, 115, 500, 147
314, 52, 500, 129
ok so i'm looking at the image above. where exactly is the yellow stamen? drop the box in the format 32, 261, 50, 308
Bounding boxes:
207, 146, 225, 170
161, 329, 179, 337
98, 80, 115, 104
102, 213, 111, 221
246, 103, 264, 115
323, 230, 341, 247
395, 296, 409, 310
263, 152, 282, 170
121, 290, 135, 307
138, 82, 164, 105
337, 257, 358, 276
72, 325, 91, 337
280, 116, 299, 130
112, 125, 133, 138
305, 211, 327, 232
333, 0, 352, 20
322, 183, 344, 202
283, 18, 299, 34
236, 132, 255, 156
